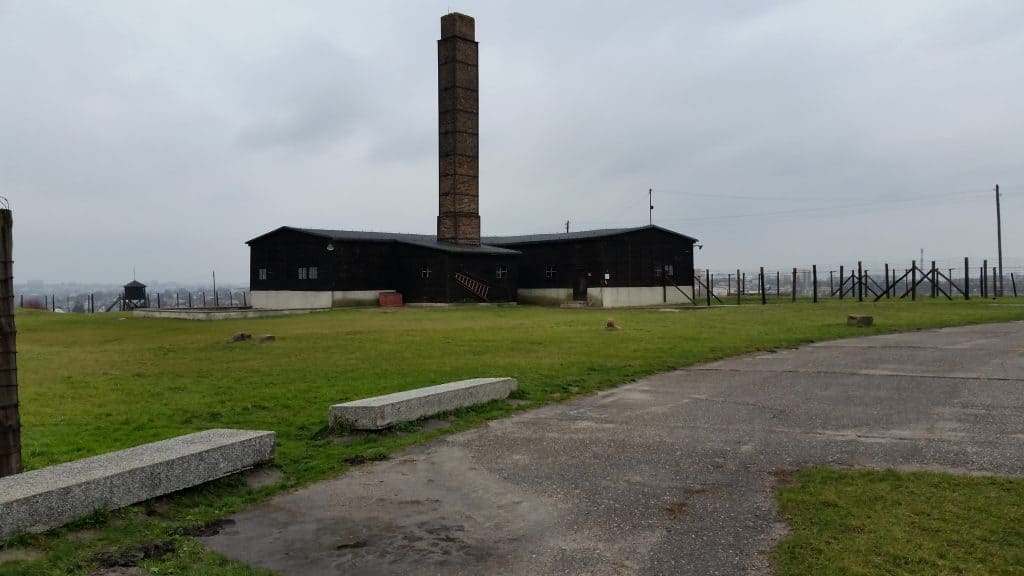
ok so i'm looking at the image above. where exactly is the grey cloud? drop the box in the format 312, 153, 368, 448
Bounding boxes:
0, 0, 1022, 282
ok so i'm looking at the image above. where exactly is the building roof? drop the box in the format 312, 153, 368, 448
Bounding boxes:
248, 224, 698, 254
247, 227, 520, 255
483, 225, 698, 246
124, 280, 146, 288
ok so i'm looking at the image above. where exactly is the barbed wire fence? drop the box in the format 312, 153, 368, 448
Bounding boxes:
14, 289, 251, 313
693, 259, 1023, 305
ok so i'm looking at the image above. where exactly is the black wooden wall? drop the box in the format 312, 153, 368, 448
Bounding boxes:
249, 230, 517, 302
499, 228, 695, 291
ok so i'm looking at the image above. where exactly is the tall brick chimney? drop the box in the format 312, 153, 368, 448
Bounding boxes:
437, 12, 480, 246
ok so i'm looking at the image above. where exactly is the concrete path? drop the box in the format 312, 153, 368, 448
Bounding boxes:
204, 322, 1024, 575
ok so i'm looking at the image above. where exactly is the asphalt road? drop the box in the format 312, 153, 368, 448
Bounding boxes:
204, 321, 1024, 575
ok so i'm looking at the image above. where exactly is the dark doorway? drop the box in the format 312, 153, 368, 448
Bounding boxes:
573, 274, 588, 300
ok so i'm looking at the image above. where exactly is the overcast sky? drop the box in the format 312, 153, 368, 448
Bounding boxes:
2, 0, 1022, 284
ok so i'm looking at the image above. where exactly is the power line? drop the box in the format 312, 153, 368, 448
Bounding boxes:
665, 191, 987, 224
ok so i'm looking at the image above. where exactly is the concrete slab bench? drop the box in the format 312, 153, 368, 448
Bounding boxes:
330, 377, 518, 430
0, 429, 275, 541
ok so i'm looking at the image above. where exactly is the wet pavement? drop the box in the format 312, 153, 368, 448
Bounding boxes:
204, 321, 1024, 575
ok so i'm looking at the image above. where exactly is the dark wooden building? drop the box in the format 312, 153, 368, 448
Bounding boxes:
247, 14, 699, 309
247, 227, 518, 308
248, 225, 696, 309
484, 226, 697, 307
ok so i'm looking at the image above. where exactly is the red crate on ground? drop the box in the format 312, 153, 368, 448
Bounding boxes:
378, 292, 403, 307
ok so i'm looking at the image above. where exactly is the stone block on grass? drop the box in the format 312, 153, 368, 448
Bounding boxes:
0, 429, 275, 541
330, 377, 517, 430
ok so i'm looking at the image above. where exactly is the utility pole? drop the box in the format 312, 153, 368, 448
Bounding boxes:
0, 204, 20, 477
996, 184, 1003, 297
212, 271, 218, 307
648, 188, 653, 226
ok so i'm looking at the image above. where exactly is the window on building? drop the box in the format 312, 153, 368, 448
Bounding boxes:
257, 268, 268, 280
421, 266, 432, 279
298, 267, 307, 280
496, 264, 508, 279
308, 266, 318, 280
545, 265, 557, 279
664, 264, 674, 277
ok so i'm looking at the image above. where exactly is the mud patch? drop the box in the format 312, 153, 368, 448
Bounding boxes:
244, 466, 285, 489
90, 540, 175, 569
180, 518, 236, 537
90, 567, 144, 576
419, 418, 453, 433
0, 547, 44, 564
343, 453, 389, 466
771, 469, 797, 486
663, 501, 688, 520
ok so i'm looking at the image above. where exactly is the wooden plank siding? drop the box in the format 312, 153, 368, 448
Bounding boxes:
248, 229, 517, 303
493, 228, 695, 291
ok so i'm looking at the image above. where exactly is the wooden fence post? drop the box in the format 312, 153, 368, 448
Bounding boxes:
759, 267, 766, 305
964, 258, 970, 300
792, 268, 797, 302
812, 265, 818, 303
911, 261, 917, 300
884, 263, 890, 298
857, 261, 863, 302
705, 269, 711, 307
0, 208, 21, 477
736, 269, 741, 305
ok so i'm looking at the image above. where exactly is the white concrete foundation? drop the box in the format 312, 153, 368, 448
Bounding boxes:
251, 290, 332, 310
332, 290, 392, 307
517, 288, 574, 306
251, 290, 394, 309
0, 429, 276, 541
588, 286, 694, 308
330, 377, 518, 430
133, 308, 322, 320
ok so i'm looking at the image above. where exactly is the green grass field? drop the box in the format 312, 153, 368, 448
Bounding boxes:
3, 299, 1024, 575
775, 468, 1024, 576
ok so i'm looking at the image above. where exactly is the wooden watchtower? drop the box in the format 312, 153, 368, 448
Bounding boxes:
123, 280, 147, 310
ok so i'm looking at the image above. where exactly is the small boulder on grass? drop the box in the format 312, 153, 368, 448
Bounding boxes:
847, 315, 873, 327
605, 318, 621, 331
258, 334, 276, 342
230, 332, 252, 342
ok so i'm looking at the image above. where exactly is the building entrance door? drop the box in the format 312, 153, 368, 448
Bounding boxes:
573, 274, 588, 301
